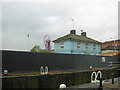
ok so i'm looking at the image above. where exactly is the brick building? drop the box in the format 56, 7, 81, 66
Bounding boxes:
101, 39, 120, 56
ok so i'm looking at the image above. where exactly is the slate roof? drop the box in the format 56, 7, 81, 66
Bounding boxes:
53, 33, 101, 44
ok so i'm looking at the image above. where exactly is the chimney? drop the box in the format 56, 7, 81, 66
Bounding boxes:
81, 32, 86, 37
70, 30, 76, 34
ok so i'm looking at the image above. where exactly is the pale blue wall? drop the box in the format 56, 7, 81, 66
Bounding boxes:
54, 40, 71, 54
54, 40, 101, 55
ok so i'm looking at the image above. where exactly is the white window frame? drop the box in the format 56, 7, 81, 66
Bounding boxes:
86, 43, 89, 49
93, 44, 96, 49
77, 42, 80, 48
60, 42, 64, 49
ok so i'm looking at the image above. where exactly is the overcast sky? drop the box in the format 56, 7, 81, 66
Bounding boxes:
1, 0, 119, 51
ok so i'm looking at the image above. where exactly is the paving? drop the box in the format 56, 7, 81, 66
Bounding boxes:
66, 77, 120, 89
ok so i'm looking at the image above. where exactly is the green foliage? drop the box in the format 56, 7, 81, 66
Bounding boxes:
40, 49, 50, 53
30, 45, 41, 52
30, 45, 50, 53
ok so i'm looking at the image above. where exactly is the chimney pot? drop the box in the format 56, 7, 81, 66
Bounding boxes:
70, 30, 76, 34
81, 32, 87, 37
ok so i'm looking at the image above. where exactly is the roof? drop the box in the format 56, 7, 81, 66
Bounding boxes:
103, 39, 120, 43
102, 45, 120, 50
52, 33, 101, 44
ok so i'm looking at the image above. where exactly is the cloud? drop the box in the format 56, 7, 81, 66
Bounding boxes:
0, 2, 2, 49
1, 1, 118, 50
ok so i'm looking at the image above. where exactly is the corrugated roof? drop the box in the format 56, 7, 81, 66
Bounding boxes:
52, 34, 101, 44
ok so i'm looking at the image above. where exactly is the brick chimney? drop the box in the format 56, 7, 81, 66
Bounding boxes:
70, 30, 76, 35
81, 32, 86, 37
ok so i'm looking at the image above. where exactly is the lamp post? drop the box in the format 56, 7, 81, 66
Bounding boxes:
27, 34, 30, 51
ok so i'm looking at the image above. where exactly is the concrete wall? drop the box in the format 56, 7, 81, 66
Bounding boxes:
54, 40, 101, 55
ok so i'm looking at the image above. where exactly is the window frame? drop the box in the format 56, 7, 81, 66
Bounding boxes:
93, 44, 96, 49
86, 43, 89, 49
60, 42, 64, 49
77, 42, 81, 48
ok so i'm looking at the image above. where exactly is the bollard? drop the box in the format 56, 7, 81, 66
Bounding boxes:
112, 78, 114, 84
99, 78, 102, 87
59, 84, 66, 89
112, 73, 114, 84
4, 70, 8, 76
89, 66, 93, 70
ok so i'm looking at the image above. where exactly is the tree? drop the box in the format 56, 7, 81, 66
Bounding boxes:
30, 45, 50, 53
30, 45, 41, 52
40, 49, 50, 53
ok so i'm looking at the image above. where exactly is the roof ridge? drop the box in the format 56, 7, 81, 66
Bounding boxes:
53, 33, 101, 44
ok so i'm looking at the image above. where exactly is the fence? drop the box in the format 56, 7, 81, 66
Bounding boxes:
1, 50, 119, 73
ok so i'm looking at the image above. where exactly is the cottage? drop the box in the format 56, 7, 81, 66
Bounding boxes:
53, 30, 101, 55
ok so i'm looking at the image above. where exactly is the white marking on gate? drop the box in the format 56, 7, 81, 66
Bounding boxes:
44, 66, 48, 75
96, 71, 102, 83
40, 66, 45, 75
91, 71, 102, 84
40, 66, 49, 75
91, 71, 97, 83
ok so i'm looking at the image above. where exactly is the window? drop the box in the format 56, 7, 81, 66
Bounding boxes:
93, 44, 96, 49
60, 42, 64, 49
86, 44, 89, 49
77, 42, 80, 48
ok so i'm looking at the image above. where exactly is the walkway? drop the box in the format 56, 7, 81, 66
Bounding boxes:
67, 77, 120, 89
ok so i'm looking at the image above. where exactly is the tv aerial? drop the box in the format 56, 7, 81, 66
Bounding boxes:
70, 18, 75, 29
44, 35, 51, 50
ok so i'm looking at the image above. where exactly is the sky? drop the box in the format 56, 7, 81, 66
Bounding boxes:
1, 0, 119, 51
